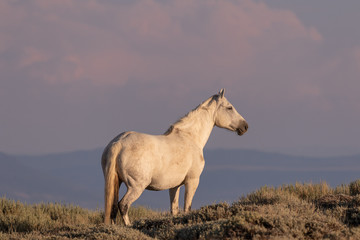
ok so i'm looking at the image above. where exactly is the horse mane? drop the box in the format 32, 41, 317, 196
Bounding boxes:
164, 95, 218, 135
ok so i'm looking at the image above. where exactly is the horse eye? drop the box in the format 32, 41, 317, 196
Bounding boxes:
227, 106, 233, 110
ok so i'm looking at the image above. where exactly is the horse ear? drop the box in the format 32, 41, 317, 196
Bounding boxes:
219, 88, 225, 98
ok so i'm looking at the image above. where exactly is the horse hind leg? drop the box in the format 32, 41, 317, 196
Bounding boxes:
118, 185, 145, 226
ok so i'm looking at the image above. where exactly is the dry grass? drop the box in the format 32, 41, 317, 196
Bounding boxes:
2, 180, 360, 239
0, 199, 158, 239
350, 180, 360, 196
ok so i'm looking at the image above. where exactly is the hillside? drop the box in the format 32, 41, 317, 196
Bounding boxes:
1, 149, 360, 210
0, 152, 98, 208
1, 181, 360, 239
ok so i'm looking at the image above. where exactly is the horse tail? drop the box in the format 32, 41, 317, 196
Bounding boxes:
101, 142, 121, 224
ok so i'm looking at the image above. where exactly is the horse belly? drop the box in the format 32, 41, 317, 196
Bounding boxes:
147, 149, 196, 190
146, 169, 189, 190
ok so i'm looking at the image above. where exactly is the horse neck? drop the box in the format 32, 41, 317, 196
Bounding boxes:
171, 103, 216, 149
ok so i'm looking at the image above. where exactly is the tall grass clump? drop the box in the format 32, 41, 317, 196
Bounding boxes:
0, 197, 159, 239
350, 180, 360, 196
241, 181, 335, 207
0, 197, 102, 233
280, 181, 332, 201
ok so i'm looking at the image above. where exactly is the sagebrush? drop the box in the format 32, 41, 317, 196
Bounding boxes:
2, 180, 360, 239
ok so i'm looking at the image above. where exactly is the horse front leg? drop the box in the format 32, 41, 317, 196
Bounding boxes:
169, 186, 181, 215
184, 178, 200, 213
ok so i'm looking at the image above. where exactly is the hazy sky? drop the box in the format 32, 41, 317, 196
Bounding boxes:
1, 0, 360, 156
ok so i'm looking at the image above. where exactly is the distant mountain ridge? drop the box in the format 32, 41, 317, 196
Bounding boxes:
1, 149, 359, 210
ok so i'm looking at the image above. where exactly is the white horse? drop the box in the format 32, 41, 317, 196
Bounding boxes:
101, 89, 248, 225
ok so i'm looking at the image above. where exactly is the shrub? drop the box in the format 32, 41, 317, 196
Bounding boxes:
350, 180, 360, 196
0, 198, 101, 233
280, 181, 331, 201
0, 197, 159, 239
3, 180, 360, 239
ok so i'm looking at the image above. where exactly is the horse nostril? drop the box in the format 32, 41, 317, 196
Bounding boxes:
244, 122, 248, 131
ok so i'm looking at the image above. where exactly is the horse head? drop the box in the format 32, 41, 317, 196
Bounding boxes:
213, 89, 248, 136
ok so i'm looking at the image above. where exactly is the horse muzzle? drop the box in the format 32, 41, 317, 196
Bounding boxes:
236, 121, 248, 136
